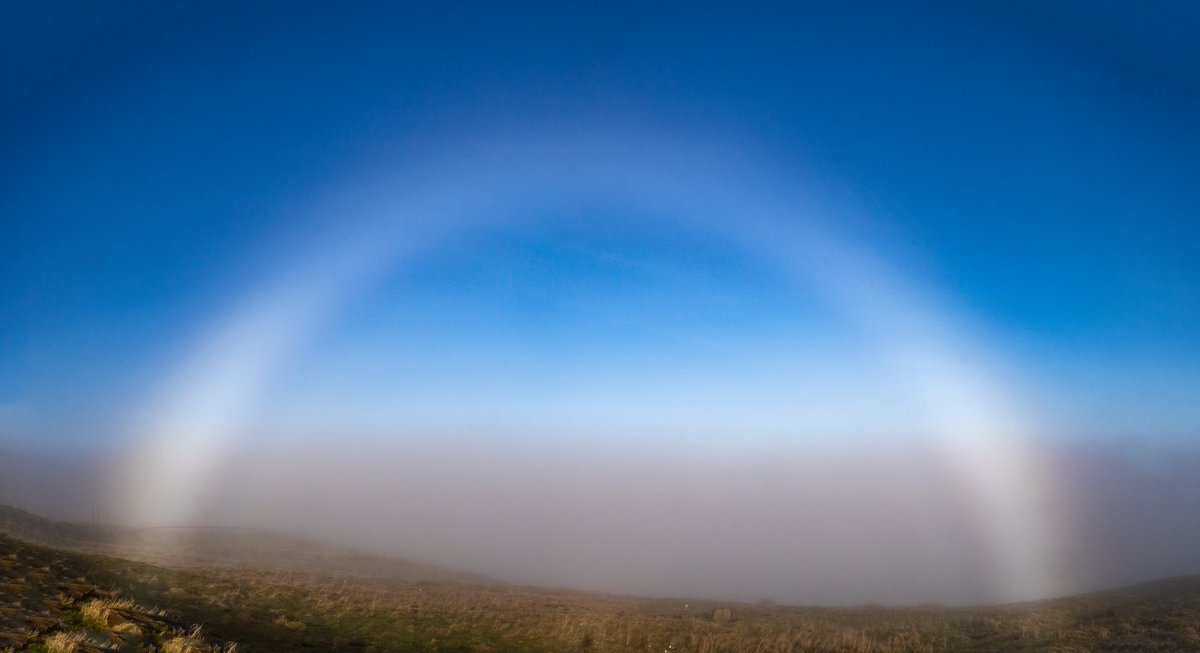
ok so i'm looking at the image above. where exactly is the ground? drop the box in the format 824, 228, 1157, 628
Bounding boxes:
2, 517, 1200, 652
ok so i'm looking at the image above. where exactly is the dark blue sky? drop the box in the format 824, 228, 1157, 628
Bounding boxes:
3, 1, 1199, 445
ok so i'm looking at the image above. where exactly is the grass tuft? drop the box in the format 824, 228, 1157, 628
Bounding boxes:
43, 632, 85, 653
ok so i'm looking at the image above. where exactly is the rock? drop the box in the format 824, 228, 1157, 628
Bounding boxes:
107, 611, 130, 628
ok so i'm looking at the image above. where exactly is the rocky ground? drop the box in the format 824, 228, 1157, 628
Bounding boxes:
0, 533, 234, 653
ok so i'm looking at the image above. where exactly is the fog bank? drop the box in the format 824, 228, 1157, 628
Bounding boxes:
3, 434, 1198, 606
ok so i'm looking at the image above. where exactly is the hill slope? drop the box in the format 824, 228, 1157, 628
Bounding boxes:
2, 505, 1200, 652
0, 503, 494, 585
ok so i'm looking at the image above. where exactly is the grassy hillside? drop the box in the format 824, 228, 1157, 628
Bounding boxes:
2, 506, 1200, 652
0, 532, 235, 652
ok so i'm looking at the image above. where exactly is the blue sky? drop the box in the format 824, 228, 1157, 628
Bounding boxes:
6, 2, 1200, 607
3, 1, 1199, 446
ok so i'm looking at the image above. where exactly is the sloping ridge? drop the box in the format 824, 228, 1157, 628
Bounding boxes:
0, 503, 108, 546
0, 503, 495, 586
1088, 575, 1200, 600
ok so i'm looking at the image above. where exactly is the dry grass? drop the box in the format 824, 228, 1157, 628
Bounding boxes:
79, 596, 141, 632
160, 625, 204, 653
161, 626, 239, 653
43, 631, 86, 653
